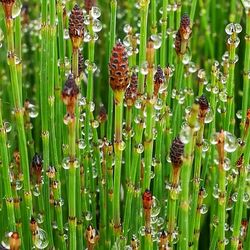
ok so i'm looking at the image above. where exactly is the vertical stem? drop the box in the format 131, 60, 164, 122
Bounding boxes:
107, 0, 117, 141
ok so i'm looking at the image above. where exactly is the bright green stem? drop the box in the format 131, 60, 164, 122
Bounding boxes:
167, 0, 175, 65
217, 151, 226, 250
123, 117, 144, 236
5, 16, 33, 246
113, 91, 124, 233
107, 0, 117, 141
138, 0, 149, 94
225, 32, 237, 132
68, 119, 77, 250
160, 0, 168, 67
189, 122, 205, 245
241, 10, 250, 134
231, 128, 250, 249
143, 65, 154, 190
125, 107, 132, 185
179, 104, 199, 249
190, 0, 198, 25
14, 16, 22, 103
150, 0, 157, 34
0, 100, 16, 231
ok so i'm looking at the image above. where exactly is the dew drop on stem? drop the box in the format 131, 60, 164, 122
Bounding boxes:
12, 0, 22, 19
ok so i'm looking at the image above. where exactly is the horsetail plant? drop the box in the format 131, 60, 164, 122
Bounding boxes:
0, 1, 250, 249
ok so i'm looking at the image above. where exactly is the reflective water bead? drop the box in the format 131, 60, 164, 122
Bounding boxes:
232, 192, 238, 202
12, 0, 22, 18
34, 228, 49, 249
242, 0, 250, 8
154, 98, 163, 110
136, 144, 144, 154
85, 211, 93, 221
224, 131, 238, 153
204, 108, 214, 124
91, 7, 101, 19
123, 24, 132, 34
243, 192, 250, 202
118, 141, 126, 151
64, 29, 69, 39
182, 53, 191, 65
151, 34, 162, 49
212, 184, 219, 199
93, 19, 102, 33
188, 62, 197, 73
151, 196, 161, 218
62, 157, 70, 170
4, 122, 12, 133
236, 110, 242, 119
33, 184, 40, 197
200, 204, 208, 214
223, 157, 231, 171
219, 91, 227, 102
29, 104, 39, 118
180, 124, 191, 144
140, 61, 149, 75
202, 139, 209, 152
91, 120, 99, 128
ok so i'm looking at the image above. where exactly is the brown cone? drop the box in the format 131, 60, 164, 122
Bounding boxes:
125, 72, 138, 107
62, 74, 79, 115
69, 4, 84, 49
109, 41, 129, 92
170, 136, 184, 167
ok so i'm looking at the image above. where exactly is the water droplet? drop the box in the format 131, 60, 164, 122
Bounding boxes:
91, 120, 99, 128
90, 102, 95, 112
93, 19, 102, 33
78, 139, 86, 150
4, 122, 12, 133
1, 231, 12, 249
236, 110, 242, 119
200, 204, 208, 214
91, 7, 101, 19
136, 144, 144, 154
37, 213, 44, 224
64, 29, 69, 39
202, 139, 209, 152
140, 61, 148, 75
204, 108, 214, 124
33, 184, 40, 197
232, 192, 238, 202
34, 228, 49, 249
243, 192, 250, 202
242, 0, 250, 8
180, 124, 191, 144
224, 131, 238, 153
154, 98, 163, 110
182, 53, 191, 65
151, 196, 160, 218
225, 23, 242, 35
118, 141, 126, 151
12, 0, 22, 18
219, 91, 227, 102
223, 157, 231, 171
151, 34, 162, 49
79, 97, 86, 106
213, 184, 219, 199
85, 211, 93, 221
62, 157, 70, 170
28, 104, 39, 118
188, 62, 197, 73
123, 24, 132, 34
